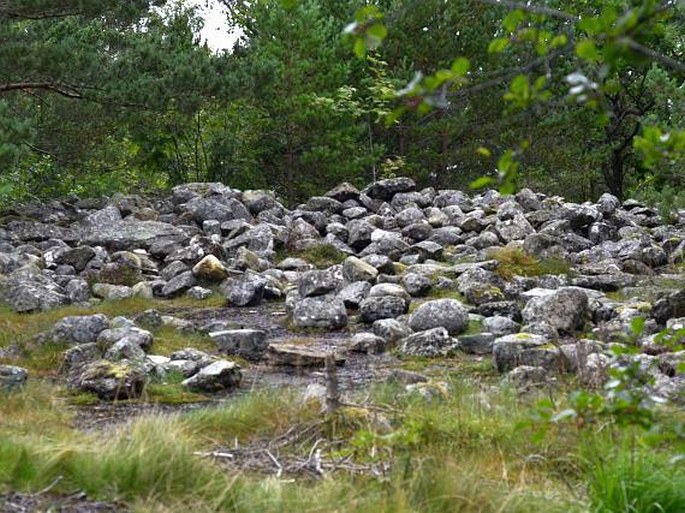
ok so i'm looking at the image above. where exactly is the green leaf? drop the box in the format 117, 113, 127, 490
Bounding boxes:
488, 38, 509, 54
502, 10, 525, 32
280, 0, 298, 9
630, 316, 646, 336
469, 176, 493, 189
450, 57, 470, 76
576, 39, 599, 62
353, 38, 366, 58
551, 34, 568, 48
476, 147, 491, 158
366, 22, 387, 43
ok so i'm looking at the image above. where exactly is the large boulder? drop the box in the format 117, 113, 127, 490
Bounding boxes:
408, 299, 469, 335
363, 177, 416, 201
492, 333, 551, 373
342, 256, 378, 283
298, 270, 339, 298
192, 255, 229, 282
521, 287, 589, 335
360, 295, 408, 323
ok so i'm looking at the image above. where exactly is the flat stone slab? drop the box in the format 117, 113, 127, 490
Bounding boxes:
266, 344, 346, 367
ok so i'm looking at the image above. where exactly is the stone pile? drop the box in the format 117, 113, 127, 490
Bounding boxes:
1, 178, 684, 401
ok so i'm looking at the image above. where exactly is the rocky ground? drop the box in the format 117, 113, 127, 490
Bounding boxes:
1, 176, 684, 441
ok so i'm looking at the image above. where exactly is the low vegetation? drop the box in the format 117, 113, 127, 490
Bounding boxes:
489, 246, 572, 280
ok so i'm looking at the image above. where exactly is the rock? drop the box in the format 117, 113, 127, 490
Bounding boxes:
342, 256, 378, 283
187, 286, 213, 300
104, 337, 147, 361
402, 273, 432, 297
266, 344, 346, 367
292, 296, 348, 329
68, 360, 147, 400
51, 314, 110, 345
0, 365, 28, 393
221, 272, 267, 306
210, 329, 269, 361
81, 218, 187, 250
372, 318, 413, 344
495, 214, 535, 242
242, 190, 281, 214
96, 327, 153, 352
192, 255, 229, 281
91, 283, 134, 301
482, 316, 520, 337
60, 343, 102, 376
325, 182, 360, 202
162, 270, 197, 298
652, 289, 685, 325
1, 266, 68, 312
134, 309, 163, 330
298, 270, 339, 297
53, 246, 96, 271
458, 333, 496, 355
408, 299, 469, 335
182, 360, 242, 392
521, 287, 589, 335
363, 177, 416, 201
507, 366, 548, 388
350, 333, 387, 354
492, 333, 552, 373
338, 281, 371, 309
399, 327, 456, 357
360, 295, 408, 323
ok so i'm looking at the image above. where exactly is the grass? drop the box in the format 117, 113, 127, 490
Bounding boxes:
277, 243, 347, 269
488, 246, 572, 280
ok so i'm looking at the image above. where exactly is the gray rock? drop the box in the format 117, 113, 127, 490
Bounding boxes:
652, 289, 685, 325
162, 270, 197, 298
492, 333, 552, 373
51, 314, 110, 345
210, 329, 269, 361
372, 318, 413, 343
60, 343, 102, 376
187, 286, 213, 300
53, 246, 96, 271
408, 299, 469, 335
521, 287, 588, 335
91, 283, 134, 301
221, 272, 267, 306
402, 273, 432, 297
298, 270, 339, 298
482, 316, 520, 337
363, 177, 416, 201
350, 333, 387, 354
65, 278, 91, 303
338, 281, 371, 309
0, 365, 28, 393
360, 295, 408, 323
342, 256, 378, 283
104, 337, 147, 361
292, 296, 348, 329
458, 333, 496, 355
1, 266, 68, 312
68, 360, 147, 400
182, 360, 242, 392
97, 327, 153, 352
81, 219, 187, 251
399, 327, 456, 357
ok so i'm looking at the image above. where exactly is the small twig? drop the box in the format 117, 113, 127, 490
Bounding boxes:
34, 475, 63, 496
193, 451, 234, 460
265, 449, 283, 478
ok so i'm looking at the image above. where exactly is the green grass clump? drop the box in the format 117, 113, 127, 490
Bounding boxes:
489, 247, 572, 280
285, 243, 346, 268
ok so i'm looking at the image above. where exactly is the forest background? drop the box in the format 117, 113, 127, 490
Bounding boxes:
0, 0, 683, 208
